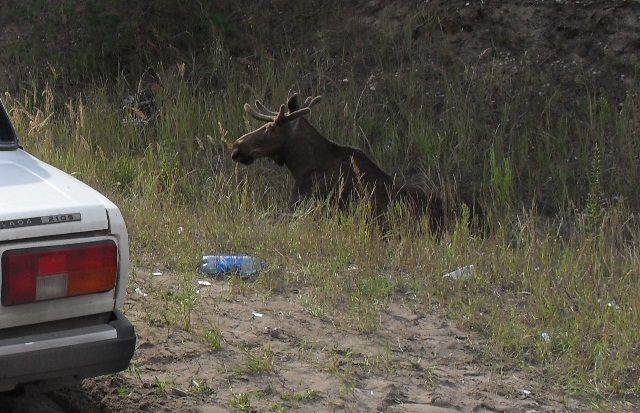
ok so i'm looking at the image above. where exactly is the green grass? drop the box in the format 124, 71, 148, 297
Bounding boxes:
3, 45, 639, 408
238, 345, 275, 376
201, 327, 224, 351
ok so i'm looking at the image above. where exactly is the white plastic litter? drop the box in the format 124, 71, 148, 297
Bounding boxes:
134, 287, 148, 297
443, 265, 475, 280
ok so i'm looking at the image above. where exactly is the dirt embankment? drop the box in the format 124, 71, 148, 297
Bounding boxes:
1, 1, 638, 102
229, 0, 639, 101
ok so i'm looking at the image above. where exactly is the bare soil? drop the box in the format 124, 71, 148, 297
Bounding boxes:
0, 269, 592, 413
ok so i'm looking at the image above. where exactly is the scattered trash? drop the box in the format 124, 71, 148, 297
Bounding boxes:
177, 226, 184, 235
197, 280, 212, 286
134, 287, 148, 297
541, 332, 551, 343
152, 271, 163, 276
607, 301, 620, 310
252, 312, 264, 318
201, 255, 267, 278
443, 264, 475, 280
522, 389, 532, 396
171, 387, 188, 397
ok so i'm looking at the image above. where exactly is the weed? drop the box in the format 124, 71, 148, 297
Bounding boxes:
175, 282, 199, 332
586, 143, 605, 231
128, 362, 143, 384
242, 345, 275, 375
153, 376, 174, 393
230, 391, 254, 413
489, 146, 514, 208
190, 379, 215, 396
201, 327, 224, 351
116, 385, 130, 398
281, 388, 322, 402
270, 403, 289, 412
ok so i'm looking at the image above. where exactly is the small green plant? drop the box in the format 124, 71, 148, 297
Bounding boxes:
489, 146, 514, 208
190, 379, 215, 396
230, 391, 253, 412
243, 345, 275, 375
586, 143, 605, 231
175, 282, 199, 332
281, 388, 321, 402
117, 385, 130, 397
201, 327, 223, 350
128, 362, 143, 384
270, 403, 289, 413
153, 376, 174, 393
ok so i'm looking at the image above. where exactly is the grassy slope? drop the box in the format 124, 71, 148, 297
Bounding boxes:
1, 1, 639, 408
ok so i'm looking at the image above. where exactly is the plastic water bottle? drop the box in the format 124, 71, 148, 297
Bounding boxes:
442, 264, 475, 280
201, 255, 267, 277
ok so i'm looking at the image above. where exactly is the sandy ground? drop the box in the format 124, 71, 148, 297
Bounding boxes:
0, 269, 591, 413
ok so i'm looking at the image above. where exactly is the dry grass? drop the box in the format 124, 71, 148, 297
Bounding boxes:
4, 51, 639, 408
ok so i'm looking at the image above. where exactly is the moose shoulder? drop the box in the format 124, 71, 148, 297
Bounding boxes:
231, 93, 445, 232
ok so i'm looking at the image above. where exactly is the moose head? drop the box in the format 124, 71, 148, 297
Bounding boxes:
230, 94, 322, 166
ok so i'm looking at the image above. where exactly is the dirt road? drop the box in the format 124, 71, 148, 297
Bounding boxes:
1, 270, 590, 413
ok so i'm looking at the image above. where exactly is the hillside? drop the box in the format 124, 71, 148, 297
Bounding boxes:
1, 0, 638, 99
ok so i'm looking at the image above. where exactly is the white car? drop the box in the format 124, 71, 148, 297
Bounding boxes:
0, 100, 135, 391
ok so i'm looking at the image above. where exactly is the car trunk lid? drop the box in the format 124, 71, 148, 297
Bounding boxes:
0, 150, 109, 242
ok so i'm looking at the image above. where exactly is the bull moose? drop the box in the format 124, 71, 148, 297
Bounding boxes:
231, 93, 463, 233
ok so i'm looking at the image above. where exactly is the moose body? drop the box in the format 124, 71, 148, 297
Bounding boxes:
231, 94, 445, 231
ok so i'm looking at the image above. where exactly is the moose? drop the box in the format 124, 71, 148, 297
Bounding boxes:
231, 93, 464, 233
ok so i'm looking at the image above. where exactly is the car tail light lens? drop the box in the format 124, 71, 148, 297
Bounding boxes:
1, 241, 117, 306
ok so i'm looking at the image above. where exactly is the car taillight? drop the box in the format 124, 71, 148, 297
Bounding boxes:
1, 241, 117, 306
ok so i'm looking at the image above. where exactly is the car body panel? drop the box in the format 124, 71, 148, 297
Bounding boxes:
0, 149, 110, 241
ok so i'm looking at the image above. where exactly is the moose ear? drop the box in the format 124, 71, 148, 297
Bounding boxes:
287, 93, 301, 113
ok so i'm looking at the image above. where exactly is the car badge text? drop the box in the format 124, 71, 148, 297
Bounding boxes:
0, 213, 82, 230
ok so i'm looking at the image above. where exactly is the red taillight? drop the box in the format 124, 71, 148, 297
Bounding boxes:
1, 241, 117, 306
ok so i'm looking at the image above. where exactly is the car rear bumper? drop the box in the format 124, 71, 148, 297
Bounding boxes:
0, 310, 135, 390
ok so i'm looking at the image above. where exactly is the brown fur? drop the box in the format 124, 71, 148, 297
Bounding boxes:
231, 94, 446, 232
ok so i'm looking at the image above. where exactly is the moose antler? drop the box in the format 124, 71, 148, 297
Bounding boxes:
244, 94, 323, 124
255, 100, 279, 116
302, 95, 322, 109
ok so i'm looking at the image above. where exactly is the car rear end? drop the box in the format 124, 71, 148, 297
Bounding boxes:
0, 101, 135, 391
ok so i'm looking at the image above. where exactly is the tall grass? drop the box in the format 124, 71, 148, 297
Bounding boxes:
4, 49, 639, 406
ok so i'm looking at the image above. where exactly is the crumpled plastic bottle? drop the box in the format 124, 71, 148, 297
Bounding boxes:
201, 255, 267, 277
442, 264, 475, 280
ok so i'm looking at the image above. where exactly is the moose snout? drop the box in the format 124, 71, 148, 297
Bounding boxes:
230, 143, 254, 164
230, 146, 240, 161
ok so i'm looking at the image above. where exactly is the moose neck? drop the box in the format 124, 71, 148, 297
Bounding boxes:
281, 118, 337, 182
